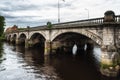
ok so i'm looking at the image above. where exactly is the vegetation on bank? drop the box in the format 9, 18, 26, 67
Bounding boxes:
0, 34, 5, 41
0, 15, 5, 40
18, 28, 26, 30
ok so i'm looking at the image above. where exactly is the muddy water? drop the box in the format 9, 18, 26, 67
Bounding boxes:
0, 42, 119, 80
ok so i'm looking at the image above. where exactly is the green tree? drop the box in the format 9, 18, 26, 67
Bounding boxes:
47, 21, 52, 29
0, 16, 5, 37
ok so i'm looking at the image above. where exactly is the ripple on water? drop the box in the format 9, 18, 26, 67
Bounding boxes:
0, 43, 61, 80
0, 43, 119, 80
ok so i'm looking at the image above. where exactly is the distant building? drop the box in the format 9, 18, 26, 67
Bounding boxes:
6, 25, 18, 33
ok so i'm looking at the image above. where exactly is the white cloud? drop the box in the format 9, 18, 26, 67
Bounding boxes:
0, 0, 120, 29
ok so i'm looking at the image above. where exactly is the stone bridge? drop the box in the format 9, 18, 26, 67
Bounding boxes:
5, 11, 120, 76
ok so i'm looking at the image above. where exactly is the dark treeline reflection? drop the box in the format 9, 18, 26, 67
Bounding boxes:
0, 42, 4, 63
0, 42, 119, 80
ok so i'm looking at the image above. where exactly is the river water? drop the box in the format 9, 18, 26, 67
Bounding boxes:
0, 42, 119, 80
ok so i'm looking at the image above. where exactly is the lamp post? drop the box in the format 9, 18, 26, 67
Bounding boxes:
85, 8, 89, 19
27, 26, 30, 40
47, 21, 52, 53
25, 26, 30, 48
58, 0, 60, 23
58, 0, 65, 23
16, 29, 19, 45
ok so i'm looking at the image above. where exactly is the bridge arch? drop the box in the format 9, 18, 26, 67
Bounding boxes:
51, 29, 102, 46
7, 35, 11, 41
51, 31, 102, 55
19, 33, 26, 38
30, 33, 46, 48
18, 33, 26, 45
29, 31, 46, 40
11, 34, 17, 44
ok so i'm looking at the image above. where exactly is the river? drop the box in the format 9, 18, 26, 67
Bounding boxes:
0, 42, 119, 80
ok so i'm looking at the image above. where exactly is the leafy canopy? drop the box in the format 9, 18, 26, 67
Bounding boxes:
0, 16, 5, 37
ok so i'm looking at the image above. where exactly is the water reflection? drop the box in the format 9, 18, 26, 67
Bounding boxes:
0, 42, 119, 80
0, 42, 3, 62
15, 45, 61, 80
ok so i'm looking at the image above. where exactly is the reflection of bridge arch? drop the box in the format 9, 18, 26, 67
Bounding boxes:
51, 29, 102, 46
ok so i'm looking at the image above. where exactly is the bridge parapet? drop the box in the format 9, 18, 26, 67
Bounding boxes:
5, 15, 120, 34
22, 15, 120, 30
53, 15, 120, 28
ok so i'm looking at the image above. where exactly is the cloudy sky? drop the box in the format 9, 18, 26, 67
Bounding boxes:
0, 0, 120, 29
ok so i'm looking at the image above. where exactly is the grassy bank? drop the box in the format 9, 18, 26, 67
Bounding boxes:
0, 37, 5, 41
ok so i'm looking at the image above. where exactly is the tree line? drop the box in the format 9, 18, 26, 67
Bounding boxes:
0, 15, 5, 39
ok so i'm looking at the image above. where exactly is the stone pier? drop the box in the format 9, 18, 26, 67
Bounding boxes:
100, 11, 120, 77
44, 40, 51, 55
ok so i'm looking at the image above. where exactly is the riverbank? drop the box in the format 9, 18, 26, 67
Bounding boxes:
0, 37, 5, 41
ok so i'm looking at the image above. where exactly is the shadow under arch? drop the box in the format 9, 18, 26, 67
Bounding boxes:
12, 34, 17, 44
52, 32, 100, 55
19, 33, 26, 46
7, 35, 11, 42
30, 33, 46, 49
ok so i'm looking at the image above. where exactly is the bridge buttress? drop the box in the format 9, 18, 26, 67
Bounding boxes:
100, 25, 120, 77
25, 39, 29, 48
16, 38, 19, 45
25, 39, 33, 48
44, 40, 51, 55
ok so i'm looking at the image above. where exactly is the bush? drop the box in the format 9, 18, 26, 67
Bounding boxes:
0, 35, 5, 41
